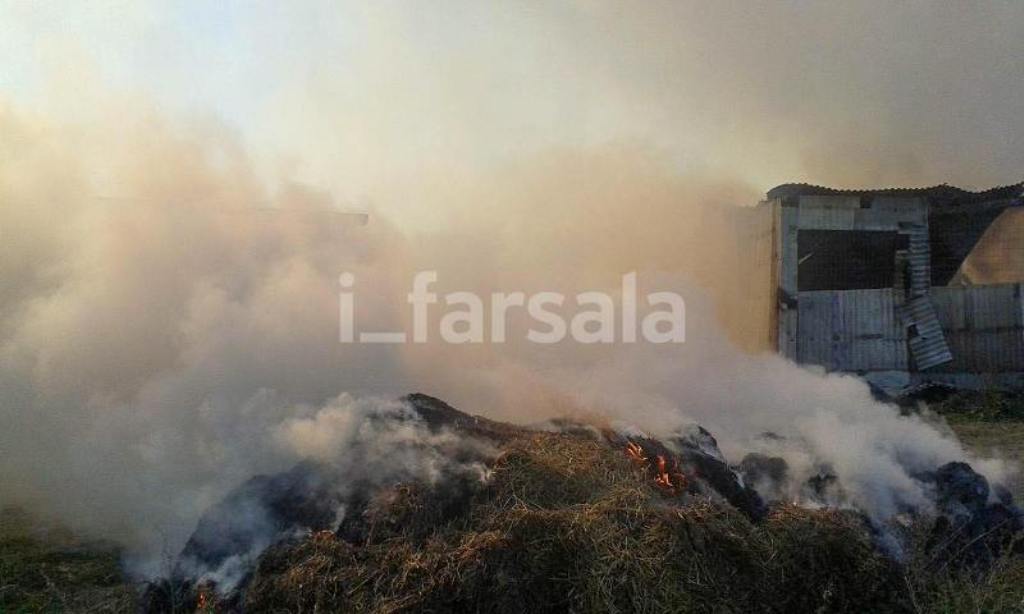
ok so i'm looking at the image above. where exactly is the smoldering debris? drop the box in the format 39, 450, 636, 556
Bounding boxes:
922, 462, 1024, 569
612, 425, 768, 521
145, 395, 1024, 611
737, 453, 789, 499
143, 394, 504, 609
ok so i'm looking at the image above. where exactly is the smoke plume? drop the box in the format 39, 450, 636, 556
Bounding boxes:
2, 1, 1022, 577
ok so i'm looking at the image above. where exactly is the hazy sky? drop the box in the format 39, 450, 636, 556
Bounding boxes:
3, 1, 1024, 219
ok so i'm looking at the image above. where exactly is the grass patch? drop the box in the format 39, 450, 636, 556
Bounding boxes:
0, 507, 134, 613
901, 516, 1024, 614
931, 390, 1024, 423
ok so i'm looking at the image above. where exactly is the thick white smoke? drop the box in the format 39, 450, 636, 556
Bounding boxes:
2, 0, 1023, 578
0, 99, 1009, 577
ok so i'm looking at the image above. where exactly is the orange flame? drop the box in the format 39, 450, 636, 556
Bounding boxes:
625, 441, 647, 466
655, 455, 673, 489
625, 442, 688, 496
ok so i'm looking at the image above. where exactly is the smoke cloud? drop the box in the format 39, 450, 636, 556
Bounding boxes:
1, 1, 1022, 577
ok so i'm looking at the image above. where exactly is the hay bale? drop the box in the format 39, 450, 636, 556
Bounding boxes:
245, 432, 905, 613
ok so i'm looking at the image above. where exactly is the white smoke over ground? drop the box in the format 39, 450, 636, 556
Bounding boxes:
169, 393, 495, 590
1, 0, 1022, 579
0, 101, 419, 572
549, 304, 1009, 522
272, 393, 495, 485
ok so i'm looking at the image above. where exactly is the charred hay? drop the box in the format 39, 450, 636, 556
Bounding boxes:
145, 394, 1024, 613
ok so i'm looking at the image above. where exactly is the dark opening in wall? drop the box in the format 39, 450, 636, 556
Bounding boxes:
797, 230, 899, 291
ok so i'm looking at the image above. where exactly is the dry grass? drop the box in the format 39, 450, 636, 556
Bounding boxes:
0, 507, 135, 613
244, 428, 1024, 612
245, 432, 903, 613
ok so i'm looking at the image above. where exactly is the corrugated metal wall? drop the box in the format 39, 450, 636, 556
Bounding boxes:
770, 193, 1024, 378
796, 289, 907, 371
931, 284, 1024, 372
791, 286, 1024, 374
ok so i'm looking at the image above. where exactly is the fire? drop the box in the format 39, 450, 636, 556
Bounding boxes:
654, 455, 673, 489
624, 441, 688, 496
625, 441, 647, 466
194, 580, 218, 612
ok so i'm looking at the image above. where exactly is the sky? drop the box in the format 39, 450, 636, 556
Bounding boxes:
4, 1, 1023, 227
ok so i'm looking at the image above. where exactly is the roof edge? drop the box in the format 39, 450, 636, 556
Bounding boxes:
766, 182, 1024, 205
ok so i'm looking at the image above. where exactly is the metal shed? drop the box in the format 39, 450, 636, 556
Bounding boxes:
742, 182, 1024, 394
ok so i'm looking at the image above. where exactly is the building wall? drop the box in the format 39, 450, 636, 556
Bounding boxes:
762, 187, 1024, 389
931, 284, 1024, 373
729, 202, 777, 352
772, 195, 929, 366
795, 289, 907, 371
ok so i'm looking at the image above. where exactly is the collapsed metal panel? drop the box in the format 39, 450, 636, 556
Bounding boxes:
899, 296, 954, 370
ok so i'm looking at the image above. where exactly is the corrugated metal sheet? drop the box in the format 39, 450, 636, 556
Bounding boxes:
931, 284, 1024, 372
798, 203, 857, 230
779, 205, 799, 360
900, 296, 953, 370
906, 223, 931, 297
866, 197, 929, 226
852, 206, 924, 230
797, 289, 907, 371
795, 196, 927, 231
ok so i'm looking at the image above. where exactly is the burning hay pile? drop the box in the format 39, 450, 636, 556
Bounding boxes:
144, 395, 1024, 613
242, 438, 896, 613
